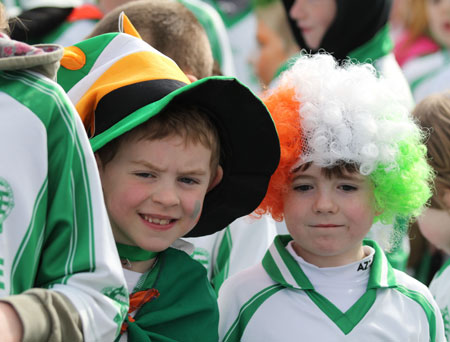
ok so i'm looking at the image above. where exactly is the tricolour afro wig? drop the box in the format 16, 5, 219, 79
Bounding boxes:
256, 54, 433, 225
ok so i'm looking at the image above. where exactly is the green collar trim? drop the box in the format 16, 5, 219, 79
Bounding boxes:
116, 243, 159, 262
348, 24, 393, 64
263, 235, 397, 290
436, 257, 450, 279
262, 235, 398, 335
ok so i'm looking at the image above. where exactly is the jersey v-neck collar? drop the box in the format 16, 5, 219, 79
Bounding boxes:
262, 235, 398, 334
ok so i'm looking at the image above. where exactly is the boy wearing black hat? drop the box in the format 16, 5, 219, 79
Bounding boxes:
57, 14, 280, 342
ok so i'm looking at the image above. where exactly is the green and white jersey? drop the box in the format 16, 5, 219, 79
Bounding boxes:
401, 49, 450, 103
186, 215, 277, 293
0, 69, 128, 341
430, 259, 450, 341
219, 235, 445, 342
201, 0, 261, 92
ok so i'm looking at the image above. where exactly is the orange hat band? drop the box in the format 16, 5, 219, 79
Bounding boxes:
94, 79, 187, 137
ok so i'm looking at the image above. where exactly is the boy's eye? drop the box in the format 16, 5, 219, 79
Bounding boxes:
339, 184, 357, 192
135, 172, 154, 179
179, 177, 199, 185
294, 184, 313, 192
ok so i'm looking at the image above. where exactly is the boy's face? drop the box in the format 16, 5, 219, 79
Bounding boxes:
254, 19, 288, 87
283, 163, 378, 267
417, 208, 450, 254
289, 0, 336, 50
98, 135, 220, 252
426, 0, 450, 49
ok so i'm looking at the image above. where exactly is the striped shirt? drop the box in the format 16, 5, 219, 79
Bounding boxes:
0, 69, 128, 341
219, 235, 445, 342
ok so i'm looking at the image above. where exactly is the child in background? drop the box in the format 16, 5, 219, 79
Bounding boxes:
89, 2, 280, 293
252, 0, 299, 88
88, 0, 214, 80
282, 0, 414, 107
0, 3, 128, 341
413, 91, 450, 340
394, 0, 450, 102
218, 54, 444, 341
57, 15, 280, 341
95, 0, 236, 77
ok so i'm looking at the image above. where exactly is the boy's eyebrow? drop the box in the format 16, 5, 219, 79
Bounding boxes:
131, 160, 208, 175
292, 171, 365, 182
131, 160, 166, 172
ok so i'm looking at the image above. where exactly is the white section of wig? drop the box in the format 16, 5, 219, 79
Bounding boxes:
279, 54, 417, 175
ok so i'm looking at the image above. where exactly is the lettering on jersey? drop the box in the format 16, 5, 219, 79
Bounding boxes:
0, 178, 14, 234
357, 259, 373, 271
191, 247, 210, 268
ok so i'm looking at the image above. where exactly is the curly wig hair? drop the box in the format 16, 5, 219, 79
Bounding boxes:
256, 54, 433, 226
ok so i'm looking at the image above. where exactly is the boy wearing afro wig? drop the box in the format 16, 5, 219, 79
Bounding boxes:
218, 54, 445, 342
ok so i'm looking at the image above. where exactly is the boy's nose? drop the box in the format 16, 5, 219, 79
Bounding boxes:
312, 191, 338, 214
290, 0, 307, 21
151, 185, 180, 207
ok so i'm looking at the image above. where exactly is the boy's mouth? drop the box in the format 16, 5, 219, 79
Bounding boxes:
312, 224, 343, 228
140, 214, 176, 226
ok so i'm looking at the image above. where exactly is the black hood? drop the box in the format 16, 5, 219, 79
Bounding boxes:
281, 0, 392, 62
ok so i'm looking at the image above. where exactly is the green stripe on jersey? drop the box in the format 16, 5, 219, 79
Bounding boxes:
305, 288, 377, 335
223, 284, 284, 342
0, 70, 95, 290
211, 226, 232, 293
395, 285, 437, 342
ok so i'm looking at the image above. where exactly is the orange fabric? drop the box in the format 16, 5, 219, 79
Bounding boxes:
75, 51, 190, 130
121, 13, 142, 40
61, 46, 86, 71
67, 4, 104, 22
254, 86, 303, 221
120, 289, 160, 334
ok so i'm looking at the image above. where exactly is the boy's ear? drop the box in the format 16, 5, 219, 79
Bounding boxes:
185, 74, 197, 83
208, 165, 223, 192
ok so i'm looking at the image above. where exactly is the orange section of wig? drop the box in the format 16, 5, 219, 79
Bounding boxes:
255, 86, 303, 221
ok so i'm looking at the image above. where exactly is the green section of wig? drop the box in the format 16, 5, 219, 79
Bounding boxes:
371, 135, 434, 225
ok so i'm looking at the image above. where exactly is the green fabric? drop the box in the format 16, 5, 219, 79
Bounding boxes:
410, 49, 450, 93
89, 75, 234, 152
262, 236, 397, 334
0, 70, 96, 292
116, 243, 158, 262
57, 33, 117, 93
415, 247, 433, 285
305, 288, 377, 335
211, 226, 232, 294
223, 284, 284, 342
435, 257, 450, 278
348, 24, 393, 65
395, 285, 437, 342
123, 247, 219, 342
